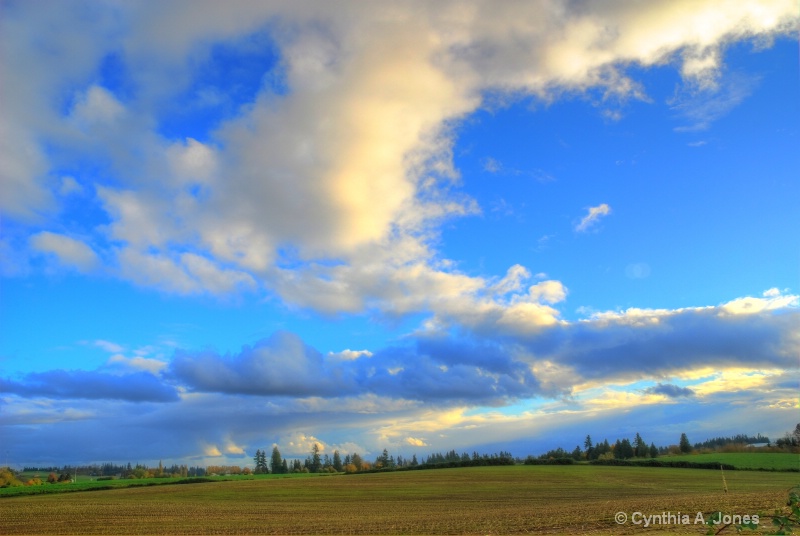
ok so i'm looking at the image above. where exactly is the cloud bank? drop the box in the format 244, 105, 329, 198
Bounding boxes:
1, 0, 798, 466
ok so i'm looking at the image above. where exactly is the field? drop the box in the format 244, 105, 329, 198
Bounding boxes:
2, 465, 797, 535
660, 452, 799, 471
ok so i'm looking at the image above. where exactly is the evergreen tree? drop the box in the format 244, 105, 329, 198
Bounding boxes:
620, 438, 635, 459
270, 446, 283, 474
411, 454, 418, 466
679, 433, 692, 453
649, 442, 658, 458
633, 433, 646, 457
378, 449, 390, 468
332, 450, 343, 472
351, 453, 363, 471
253, 449, 269, 474
310, 443, 322, 473
584, 435, 594, 460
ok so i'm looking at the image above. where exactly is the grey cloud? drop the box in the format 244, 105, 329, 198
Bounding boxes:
0, 370, 179, 403
520, 308, 799, 382
4, 306, 795, 409
644, 383, 695, 398
4, 311, 797, 466
169, 305, 799, 403
169, 331, 358, 397
168, 331, 542, 404
367, 343, 540, 405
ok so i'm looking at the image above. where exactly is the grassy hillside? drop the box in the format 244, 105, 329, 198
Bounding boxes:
2, 465, 796, 534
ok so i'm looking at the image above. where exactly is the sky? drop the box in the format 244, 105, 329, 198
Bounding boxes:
1, 0, 798, 468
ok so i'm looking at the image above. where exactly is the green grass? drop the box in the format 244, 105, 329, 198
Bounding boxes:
661, 452, 799, 471
1, 465, 797, 534
0, 471, 332, 497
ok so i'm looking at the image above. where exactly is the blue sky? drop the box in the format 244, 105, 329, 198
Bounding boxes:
1, 0, 798, 467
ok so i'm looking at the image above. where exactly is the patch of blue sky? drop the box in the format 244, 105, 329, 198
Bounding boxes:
443, 39, 798, 319
157, 30, 284, 142
464, 399, 550, 418
98, 51, 135, 101
0, 272, 406, 377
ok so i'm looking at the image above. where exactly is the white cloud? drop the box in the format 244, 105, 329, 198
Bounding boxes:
575, 203, 612, 232
223, 438, 246, 455
30, 232, 99, 272
720, 292, 799, 315
58, 176, 83, 196
70, 85, 125, 127
671, 71, 760, 131
483, 157, 502, 173
180, 253, 257, 294
328, 349, 373, 361
203, 444, 222, 457
94, 340, 125, 354
106, 354, 168, 375
527, 280, 567, 304
405, 436, 428, 447
285, 432, 327, 456
166, 138, 218, 186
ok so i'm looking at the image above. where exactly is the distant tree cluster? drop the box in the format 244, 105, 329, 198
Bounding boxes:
775, 424, 800, 449
252, 444, 515, 476
124, 462, 197, 479
694, 433, 770, 449
542, 433, 660, 462
0, 467, 23, 487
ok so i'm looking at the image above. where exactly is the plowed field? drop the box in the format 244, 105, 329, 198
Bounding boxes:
2, 465, 796, 534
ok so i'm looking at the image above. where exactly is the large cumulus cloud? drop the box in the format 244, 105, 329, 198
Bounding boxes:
2, 0, 797, 315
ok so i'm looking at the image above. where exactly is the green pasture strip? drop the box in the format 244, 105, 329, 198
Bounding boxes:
0, 476, 217, 497
660, 452, 799, 471
0, 471, 338, 498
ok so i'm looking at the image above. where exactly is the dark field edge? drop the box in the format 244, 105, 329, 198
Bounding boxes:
344, 456, 516, 474
0, 477, 217, 498
587, 458, 800, 471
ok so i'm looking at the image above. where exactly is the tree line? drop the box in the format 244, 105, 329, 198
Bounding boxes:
22, 461, 208, 479
529, 432, 662, 463
694, 433, 770, 449
6, 424, 797, 488
531, 427, 800, 464
251, 445, 514, 475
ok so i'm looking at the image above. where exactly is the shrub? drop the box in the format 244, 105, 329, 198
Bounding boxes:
589, 459, 736, 470
524, 457, 574, 465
